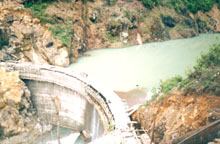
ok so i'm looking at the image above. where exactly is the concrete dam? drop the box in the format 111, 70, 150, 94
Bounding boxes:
1, 62, 219, 144
0, 62, 143, 143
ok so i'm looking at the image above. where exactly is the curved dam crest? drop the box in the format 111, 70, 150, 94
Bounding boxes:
0, 62, 131, 142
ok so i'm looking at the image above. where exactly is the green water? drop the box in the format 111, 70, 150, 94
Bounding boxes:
69, 34, 220, 92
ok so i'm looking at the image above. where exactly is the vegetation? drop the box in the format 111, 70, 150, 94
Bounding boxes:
24, 0, 73, 47
24, 1, 56, 24
49, 23, 72, 47
151, 75, 183, 100
152, 44, 220, 100
184, 0, 216, 13
105, 32, 120, 43
183, 43, 220, 95
140, 0, 220, 13
140, 0, 160, 9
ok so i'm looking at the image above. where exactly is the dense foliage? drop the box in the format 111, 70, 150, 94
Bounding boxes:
152, 43, 220, 100
141, 0, 219, 13
184, 0, 216, 13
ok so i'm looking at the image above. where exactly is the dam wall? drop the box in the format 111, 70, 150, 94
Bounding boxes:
0, 62, 130, 140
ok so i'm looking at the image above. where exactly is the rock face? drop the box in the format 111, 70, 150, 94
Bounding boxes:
0, 1, 69, 66
0, 66, 53, 144
132, 91, 220, 144
0, 67, 35, 139
43, 0, 220, 51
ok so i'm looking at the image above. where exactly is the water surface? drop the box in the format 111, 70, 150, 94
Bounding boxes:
69, 34, 220, 94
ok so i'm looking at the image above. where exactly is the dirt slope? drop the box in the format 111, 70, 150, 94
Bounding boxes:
133, 91, 220, 143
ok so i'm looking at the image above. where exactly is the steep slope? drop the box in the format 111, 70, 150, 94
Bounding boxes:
0, 1, 69, 66
133, 92, 220, 143
5, 0, 220, 64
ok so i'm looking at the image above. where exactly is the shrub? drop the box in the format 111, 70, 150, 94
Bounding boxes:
140, 0, 217, 13
184, 0, 216, 13
49, 23, 72, 47
141, 0, 159, 9
184, 44, 220, 95
160, 76, 183, 94
151, 76, 183, 100
171, 0, 182, 10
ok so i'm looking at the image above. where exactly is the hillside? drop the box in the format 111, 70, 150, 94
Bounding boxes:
1, 0, 220, 64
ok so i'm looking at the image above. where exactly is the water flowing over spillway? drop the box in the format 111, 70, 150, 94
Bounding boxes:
69, 34, 220, 92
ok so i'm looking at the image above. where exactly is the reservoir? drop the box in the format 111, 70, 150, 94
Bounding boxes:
69, 34, 220, 104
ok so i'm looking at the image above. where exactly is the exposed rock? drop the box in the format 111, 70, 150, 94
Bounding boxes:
5, 14, 13, 23
0, 106, 24, 137
120, 31, 129, 43
0, 66, 53, 144
0, 67, 35, 139
0, 1, 69, 67
133, 91, 220, 144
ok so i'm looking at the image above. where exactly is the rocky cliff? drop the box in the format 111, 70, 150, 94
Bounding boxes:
0, 0, 69, 66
